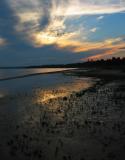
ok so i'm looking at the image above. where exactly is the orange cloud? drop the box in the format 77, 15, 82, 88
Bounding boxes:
55, 37, 124, 53
81, 42, 125, 61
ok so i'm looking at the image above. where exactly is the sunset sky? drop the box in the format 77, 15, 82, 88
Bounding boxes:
0, 0, 125, 66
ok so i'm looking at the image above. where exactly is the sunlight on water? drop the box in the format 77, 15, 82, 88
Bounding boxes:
0, 68, 75, 79
0, 68, 77, 95
35, 78, 95, 110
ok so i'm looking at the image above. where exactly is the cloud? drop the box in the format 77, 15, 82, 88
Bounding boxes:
6, 0, 125, 49
0, 37, 7, 47
97, 16, 104, 20
82, 47, 122, 61
8, 0, 44, 32
90, 27, 98, 33
80, 37, 125, 61
67, 37, 125, 52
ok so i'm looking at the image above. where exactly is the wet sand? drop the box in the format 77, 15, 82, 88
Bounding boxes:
0, 70, 125, 160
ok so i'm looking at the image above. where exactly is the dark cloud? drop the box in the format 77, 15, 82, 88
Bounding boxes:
0, 44, 88, 66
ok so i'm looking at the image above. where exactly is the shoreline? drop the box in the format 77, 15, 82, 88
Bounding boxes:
65, 67, 125, 81
0, 68, 76, 82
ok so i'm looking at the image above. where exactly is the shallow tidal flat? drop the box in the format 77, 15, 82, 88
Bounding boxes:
0, 73, 125, 160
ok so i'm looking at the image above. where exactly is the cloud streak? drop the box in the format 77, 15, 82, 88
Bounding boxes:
97, 16, 104, 20
81, 38, 125, 61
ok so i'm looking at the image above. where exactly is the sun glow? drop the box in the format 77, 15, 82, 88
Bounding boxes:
35, 79, 93, 107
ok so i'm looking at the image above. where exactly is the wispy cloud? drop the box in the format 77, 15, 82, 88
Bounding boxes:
97, 16, 104, 20
80, 37, 125, 61
90, 27, 98, 33
54, 2, 125, 16
82, 47, 124, 61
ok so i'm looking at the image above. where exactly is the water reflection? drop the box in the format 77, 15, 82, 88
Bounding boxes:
0, 68, 74, 79
35, 78, 95, 109
0, 71, 77, 95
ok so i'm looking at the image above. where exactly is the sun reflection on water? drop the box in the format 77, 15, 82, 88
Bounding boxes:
29, 78, 96, 124
35, 78, 94, 108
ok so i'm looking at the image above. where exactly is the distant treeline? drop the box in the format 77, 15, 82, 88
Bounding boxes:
25, 57, 125, 69
78, 57, 125, 69
0, 57, 125, 69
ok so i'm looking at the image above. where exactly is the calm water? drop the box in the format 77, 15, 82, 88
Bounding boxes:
0, 68, 76, 96
0, 68, 73, 79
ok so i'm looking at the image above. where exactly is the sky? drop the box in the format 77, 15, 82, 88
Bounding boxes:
0, 0, 125, 66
